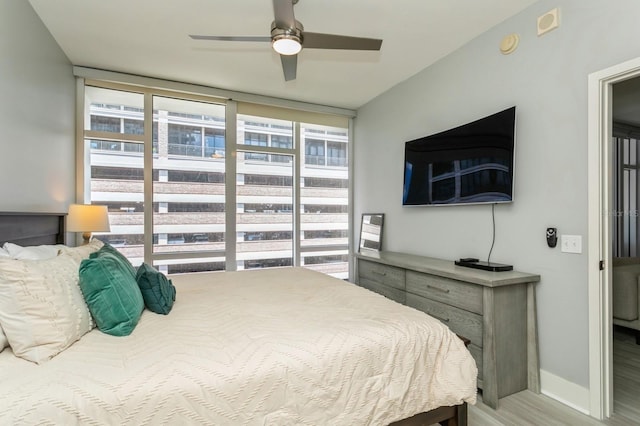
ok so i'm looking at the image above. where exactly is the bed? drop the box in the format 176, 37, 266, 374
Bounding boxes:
0, 212, 477, 425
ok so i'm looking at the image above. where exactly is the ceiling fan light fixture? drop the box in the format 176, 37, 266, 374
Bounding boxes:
272, 35, 302, 55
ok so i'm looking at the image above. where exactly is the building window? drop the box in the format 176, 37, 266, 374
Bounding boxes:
167, 203, 225, 213
304, 177, 348, 188
327, 142, 347, 167
245, 174, 293, 186
167, 170, 224, 183
168, 124, 203, 157
305, 139, 325, 165
245, 258, 292, 269
91, 116, 120, 132
205, 128, 225, 158
303, 204, 348, 214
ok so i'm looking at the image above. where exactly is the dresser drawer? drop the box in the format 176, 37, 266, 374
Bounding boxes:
406, 271, 483, 315
406, 293, 483, 346
357, 279, 406, 304
358, 259, 405, 290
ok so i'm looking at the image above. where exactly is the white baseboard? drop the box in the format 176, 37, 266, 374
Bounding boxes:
540, 369, 590, 415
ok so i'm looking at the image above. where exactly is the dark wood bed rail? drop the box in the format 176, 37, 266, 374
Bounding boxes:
390, 403, 467, 426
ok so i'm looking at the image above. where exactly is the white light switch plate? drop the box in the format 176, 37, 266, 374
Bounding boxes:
561, 235, 582, 254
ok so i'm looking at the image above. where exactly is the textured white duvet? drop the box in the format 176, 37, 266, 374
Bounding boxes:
0, 267, 476, 425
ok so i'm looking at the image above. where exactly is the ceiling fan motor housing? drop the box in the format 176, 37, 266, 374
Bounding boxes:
271, 20, 304, 48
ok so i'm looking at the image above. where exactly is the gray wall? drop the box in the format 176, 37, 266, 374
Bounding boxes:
0, 0, 75, 212
354, 0, 640, 390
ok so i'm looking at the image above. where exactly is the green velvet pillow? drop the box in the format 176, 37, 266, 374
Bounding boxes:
91, 242, 137, 280
136, 263, 176, 315
79, 252, 144, 336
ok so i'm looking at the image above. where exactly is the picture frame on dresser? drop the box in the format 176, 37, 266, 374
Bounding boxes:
359, 213, 384, 252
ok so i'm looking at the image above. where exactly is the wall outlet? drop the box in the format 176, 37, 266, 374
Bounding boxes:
560, 235, 582, 254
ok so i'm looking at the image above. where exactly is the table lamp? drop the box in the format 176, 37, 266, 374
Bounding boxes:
67, 204, 111, 244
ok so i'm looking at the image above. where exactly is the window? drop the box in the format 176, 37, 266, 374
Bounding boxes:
304, 177, 348, 188
305, 139, 325, 165
85, 87, 145, 266
152, 97, 226, 273
82, 83, 350, 278
168, 124, 203, 157
91, 116, 120, 132
300, 124, 349, 279
205, 128, 225, 158
245, 175, 292, 186
237, 116, 294, 270
167, 170, 224, 183
327, 142, 347, 167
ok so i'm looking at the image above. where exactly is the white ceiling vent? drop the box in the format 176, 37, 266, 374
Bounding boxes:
537, 8, 560, 36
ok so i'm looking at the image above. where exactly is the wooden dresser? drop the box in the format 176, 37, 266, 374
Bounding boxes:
355, 250, 541, 409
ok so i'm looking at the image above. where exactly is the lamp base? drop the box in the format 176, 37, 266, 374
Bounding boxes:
81, 232, 93, 245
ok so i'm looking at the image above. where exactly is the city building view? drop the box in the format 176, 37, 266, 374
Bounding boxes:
84, 86, 349, 279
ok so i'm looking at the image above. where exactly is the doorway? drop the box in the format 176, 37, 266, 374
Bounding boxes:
609, 76, 640, 422
588, 56, 640, 421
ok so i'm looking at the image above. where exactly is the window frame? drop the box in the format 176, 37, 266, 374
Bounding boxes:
76, 78, 353, 278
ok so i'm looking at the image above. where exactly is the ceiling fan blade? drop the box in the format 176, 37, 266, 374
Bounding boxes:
189, 35, 271, 42
303, 32, 382, 51
272, 0, 296, 29
280, 54, 297, 81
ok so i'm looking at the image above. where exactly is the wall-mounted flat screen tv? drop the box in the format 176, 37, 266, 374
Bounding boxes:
402, 106, 516, 206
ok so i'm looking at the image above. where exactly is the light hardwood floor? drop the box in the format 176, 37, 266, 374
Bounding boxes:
612, 326, 640, 422
461, 327, 640, 425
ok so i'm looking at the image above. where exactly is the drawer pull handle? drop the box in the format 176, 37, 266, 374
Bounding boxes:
432, 315, 450, 323
373, 270, 387, 276
426, 285, 450, 294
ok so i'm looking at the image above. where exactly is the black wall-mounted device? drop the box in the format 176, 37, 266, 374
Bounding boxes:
546, 227, 557, 248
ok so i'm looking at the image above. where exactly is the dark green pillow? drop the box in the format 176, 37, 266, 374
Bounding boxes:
136, 263, 176, 315
79, 252, 144, 336
91, 242, 137, 280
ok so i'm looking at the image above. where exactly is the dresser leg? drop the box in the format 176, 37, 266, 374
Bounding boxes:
481, 386, 499, 410
482, 288, 499, 409
527, 283, 541, 393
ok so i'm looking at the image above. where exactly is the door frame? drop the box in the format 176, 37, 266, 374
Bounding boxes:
588, 56, 640, 420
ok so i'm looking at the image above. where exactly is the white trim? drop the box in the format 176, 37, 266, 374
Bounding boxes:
540, 369, 590, 415
293, 121, 301, 267
225, 100, 238, 271
74, 78, 88, 247
348, 117, 355, 282
143, 93, 154, 264
588, 55, 640, 420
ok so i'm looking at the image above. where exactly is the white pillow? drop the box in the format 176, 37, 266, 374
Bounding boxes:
0, 325, 8, 352
0, 251, 94, 363
0, 247, 10, 258
3, 242, 66, 260
58, 239, 104, 263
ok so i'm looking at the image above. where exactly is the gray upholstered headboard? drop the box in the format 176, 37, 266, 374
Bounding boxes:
0, 212, 66, 246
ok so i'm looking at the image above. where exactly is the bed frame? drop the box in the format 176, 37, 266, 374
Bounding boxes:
391, 404, 467, 426
0, 212, 66, 246
0, 211, 467, 426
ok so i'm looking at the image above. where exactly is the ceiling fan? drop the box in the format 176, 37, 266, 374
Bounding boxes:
189, 0, 383, 81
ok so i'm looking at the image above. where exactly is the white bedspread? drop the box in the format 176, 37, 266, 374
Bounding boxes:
0, 267, 477, 425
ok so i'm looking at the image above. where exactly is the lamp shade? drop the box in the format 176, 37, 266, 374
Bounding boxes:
67, 204, 111, 233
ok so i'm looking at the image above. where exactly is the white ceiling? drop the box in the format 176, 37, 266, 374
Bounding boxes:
29, 0, 539, 110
